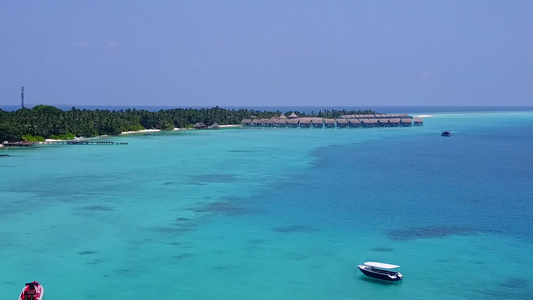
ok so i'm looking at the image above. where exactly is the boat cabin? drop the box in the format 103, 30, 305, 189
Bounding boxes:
441, 131, 452, 137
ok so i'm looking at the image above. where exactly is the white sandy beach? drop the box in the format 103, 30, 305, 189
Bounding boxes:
120, 129, 161, 135
219, 125, 241, 128
121, 125, 240, 134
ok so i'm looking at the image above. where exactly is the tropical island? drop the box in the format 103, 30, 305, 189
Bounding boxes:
0, 105, 378, 142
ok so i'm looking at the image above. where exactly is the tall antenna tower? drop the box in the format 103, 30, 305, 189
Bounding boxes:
21, 86, 25, 109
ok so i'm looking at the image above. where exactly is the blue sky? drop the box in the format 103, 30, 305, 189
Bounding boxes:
1, 1, 532, 107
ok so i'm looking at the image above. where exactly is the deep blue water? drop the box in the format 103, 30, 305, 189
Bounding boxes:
256, 123, 533, 240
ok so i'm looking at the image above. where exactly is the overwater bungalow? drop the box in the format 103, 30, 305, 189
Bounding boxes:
336, 119, 349, 128
348, 119, 361, 128
400, 118, 413, 126
273, 119, 287, 127
389, 118, 400, 126
208, 122, 220, 129
312, 120, 323, 129
287, 119, 299, 128
377, 119, 390, 127
263, 119, 274, 127
251, 119, 263, 127
361, 119, 378, 127
194, 122, 207, 129
299, 118, 311, 128
324, 119, 336, 128
413, 118, 424, 126
239, 113, 422, 129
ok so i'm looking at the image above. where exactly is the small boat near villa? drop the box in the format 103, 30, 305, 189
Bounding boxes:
441, 131, 452, 137
18, 281, 44, 300
357, 262, 403, 282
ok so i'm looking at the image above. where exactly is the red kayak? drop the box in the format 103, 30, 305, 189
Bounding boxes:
18, 282, 44, 300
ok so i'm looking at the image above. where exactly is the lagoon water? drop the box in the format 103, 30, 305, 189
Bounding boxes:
1, 108, 532, 299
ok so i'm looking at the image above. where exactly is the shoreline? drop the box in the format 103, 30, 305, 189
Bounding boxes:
121, 125, 241, 135
1, 125, 244, 148
120, 129, 161, 135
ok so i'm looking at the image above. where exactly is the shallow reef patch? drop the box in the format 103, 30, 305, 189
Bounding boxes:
271, 225, 317, 233
173, 253, 193, 260
87, 258, 105, 265
499, 277, 529, 289
80, 205, 115, 212
189, 174, 237, 184
370, 247, 395, 252
188, 201, 246, 215
387, 226, 481, 241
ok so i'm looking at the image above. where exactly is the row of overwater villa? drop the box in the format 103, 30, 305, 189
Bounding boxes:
241, 113, 423, 129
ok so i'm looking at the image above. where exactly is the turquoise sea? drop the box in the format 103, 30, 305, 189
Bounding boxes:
1, 108, 532, 299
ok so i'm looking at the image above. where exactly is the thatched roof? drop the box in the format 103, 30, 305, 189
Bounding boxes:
279, 114, 287, 119
208, 122, 220, 129
288, 112, 299, 118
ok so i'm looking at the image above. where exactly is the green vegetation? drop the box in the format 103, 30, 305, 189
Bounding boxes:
22, 134, 45, 142
50, 132, 76, 140
0, 105, 377, 142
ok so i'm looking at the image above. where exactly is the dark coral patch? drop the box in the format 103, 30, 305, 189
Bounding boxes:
82, 205, 115, 212
388, 226, 481, 241
189, 202, 245, 215
499, 277, 529, 289
213, 265, 236, 272
272, 225, 317, 233
87, 259, 106, 265
227, 150, 259, 153
173, 253, 192, 260
190, 174, 236, 183
248, 239, 265, 245
78, 250, 97, 255
155, 227, 194, 234
370, 247, 395, 252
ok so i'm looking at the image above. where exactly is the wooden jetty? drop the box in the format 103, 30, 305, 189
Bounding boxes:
2, 138, 127, 148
